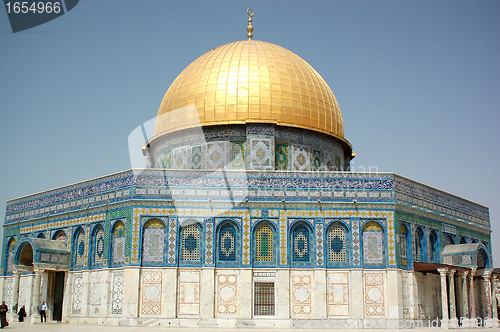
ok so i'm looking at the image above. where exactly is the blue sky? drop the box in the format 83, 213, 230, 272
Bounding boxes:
1, 0, 499, 264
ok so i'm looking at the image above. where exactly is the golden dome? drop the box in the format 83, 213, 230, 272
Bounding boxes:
154, 39, 348, 145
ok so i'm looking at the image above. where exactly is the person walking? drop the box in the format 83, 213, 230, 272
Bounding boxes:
17, 305, 26, 322
39, 301, 47, 323
0, 301, 8, 328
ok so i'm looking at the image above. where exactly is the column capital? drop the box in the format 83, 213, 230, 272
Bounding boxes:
449, 269, 457, 276
34, 268, 45, 275
13, 270, 22, 277
460, 270, 469, 278
437, 267, 448, 276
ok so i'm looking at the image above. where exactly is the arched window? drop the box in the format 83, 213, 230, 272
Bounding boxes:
415, 227, 424, 261
362, 221, 384, 266
327, 223, 347, 263
53, 230, 67, 241
477, 248, 488, 269
92, 225, 105, 267
291, 222, 311, 263
398, 225, 408, 266
443, 234, 454, 247
181, 224, 201, 262
142, 219, 166, 265
6, 238, 16, 274
254, 223, 274, 262
459, 236, 467, 244
217, 222, 238, 263
429, 230, 438, 263
37, 232, 45, 239
74, 228, 86, 267
471, 239, 478, 243
111, 221, 125, 266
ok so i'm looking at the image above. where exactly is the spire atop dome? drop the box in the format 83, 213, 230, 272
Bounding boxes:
247, 8, 254, 40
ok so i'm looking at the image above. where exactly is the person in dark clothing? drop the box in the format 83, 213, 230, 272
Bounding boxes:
0, 301, 8, 328
17, 305, 26, 322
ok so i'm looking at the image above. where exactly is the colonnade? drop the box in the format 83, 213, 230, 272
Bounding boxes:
9, 266, 47, 323
437, 268, 499, 328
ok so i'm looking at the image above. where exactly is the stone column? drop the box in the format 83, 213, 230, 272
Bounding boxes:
437, 268, 449, 329
460, 271, 470, 327
469, 271, 477, 327
448, 269, 458, 328
30, 268, 44, 323
483, 271, 494, 327
11, 270, 22, 316
491, 276, 499, 328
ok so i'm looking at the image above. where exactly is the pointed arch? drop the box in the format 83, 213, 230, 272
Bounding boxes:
443, 234, 455, 247
414, 227, 424, 261
37, 232, 45, 239
398, 224, 409, 267
290, 221, 312, 264
52, 230, 67, 241
73, 227, 86, 268
362, 221, 385, 266
111, 220, 126, 266
5, 237, 16, 274
429, 230, 439, 263
477, 248, 488, 269
253, 221, 276, 264
180, 221, 202, 262
326, 221, 348, 264
216, 220, 239, 264
459, 236, 467, 244
91, 224, 105, 267
141, 218, 167, 266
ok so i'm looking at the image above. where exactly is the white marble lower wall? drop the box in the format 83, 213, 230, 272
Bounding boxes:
0, 268, 451, 327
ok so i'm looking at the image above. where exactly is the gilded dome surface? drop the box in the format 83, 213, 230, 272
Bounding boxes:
154, 40, 347, 144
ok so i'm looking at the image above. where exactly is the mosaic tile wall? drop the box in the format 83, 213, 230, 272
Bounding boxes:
2, 167, 491, 273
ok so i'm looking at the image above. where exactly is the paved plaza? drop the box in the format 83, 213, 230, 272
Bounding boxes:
1, 321, 500, 332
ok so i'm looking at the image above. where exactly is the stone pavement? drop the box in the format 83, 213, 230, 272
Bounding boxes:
2, 321, 500, 332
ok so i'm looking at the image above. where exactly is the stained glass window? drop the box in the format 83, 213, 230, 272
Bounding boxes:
181, 224, 201, 261
75, 228, 86, 267
6, 238, 16, 273
93, 226, 105, 266
328, 224, 346, 263
218, 223, 237, 262
112, 221, 125, 265
362, 221, 384, 266
255, 224, 274, 262
254, 282, 275, 316
291, 223, 310, 263
142, 219, 166, 265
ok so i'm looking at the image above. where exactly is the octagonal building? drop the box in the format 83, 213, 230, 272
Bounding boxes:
1, 13, 498, 329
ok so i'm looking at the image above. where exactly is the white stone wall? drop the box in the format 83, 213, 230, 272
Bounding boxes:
1, 268, 485, 327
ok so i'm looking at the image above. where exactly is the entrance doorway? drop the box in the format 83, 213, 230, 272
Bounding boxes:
52, 271, 65, 321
